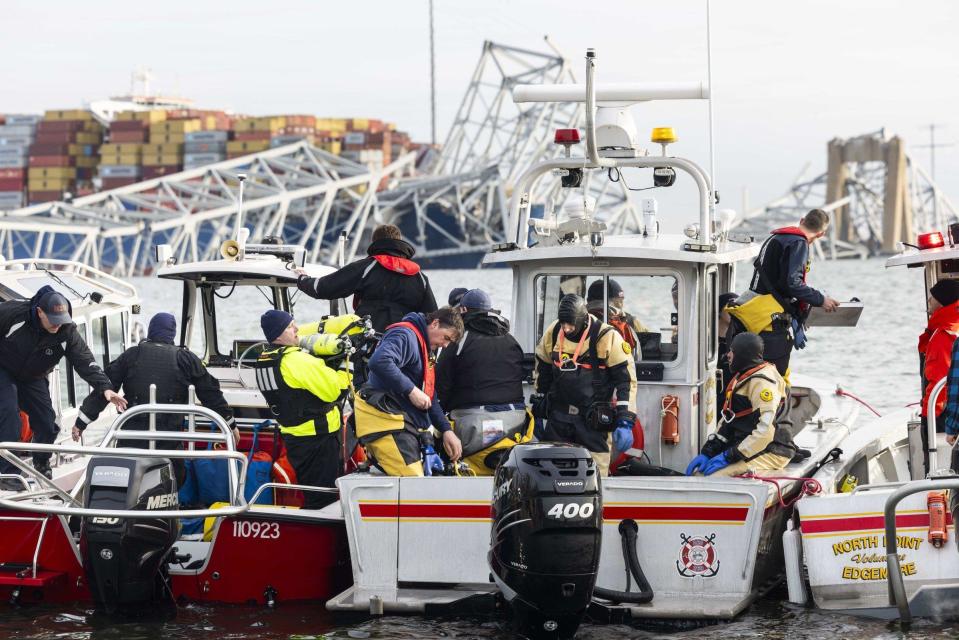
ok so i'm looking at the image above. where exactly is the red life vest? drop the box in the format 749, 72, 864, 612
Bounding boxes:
386, 320, 435, 398
372, 254, 421, 275
608, 315, 638, 350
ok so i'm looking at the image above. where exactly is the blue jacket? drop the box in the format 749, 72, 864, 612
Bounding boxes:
366, 312, 451, 432
750, 228, 825, 311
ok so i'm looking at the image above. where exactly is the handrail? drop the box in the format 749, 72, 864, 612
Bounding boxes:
0, 443, 251, 519
884, 477, 959, 623
0, 258, 139, 300
247, 482, 338, 507
97, 402, 243, 502
925, 377, 947, 473
507, 48, 712, 250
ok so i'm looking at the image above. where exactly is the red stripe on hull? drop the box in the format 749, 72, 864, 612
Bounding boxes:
801, 512, 953, 535
359, 502, 749, 523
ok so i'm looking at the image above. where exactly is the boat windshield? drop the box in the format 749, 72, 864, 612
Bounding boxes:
534, 273, 679, 362
11, 274, 102, 301
191, 282, 336, 362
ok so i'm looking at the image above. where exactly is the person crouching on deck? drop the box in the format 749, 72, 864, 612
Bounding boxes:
355, 308, 464, 476
686, 332, 795, 477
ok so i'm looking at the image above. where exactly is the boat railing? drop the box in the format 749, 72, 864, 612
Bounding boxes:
247, 482, 338, 507
926, 377, 947, 473
884, 476, 959, 623
0, 402, 253, 520
0, 258, 139, 301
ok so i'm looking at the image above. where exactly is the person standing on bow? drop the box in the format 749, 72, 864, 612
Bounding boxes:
729, 209, 840, 381
355, 308, 464, 476
436, 289, 532, 475
687, 332, 795, 477
295, 224, 438, 333
73, 313, 238, 464
920, 280, 959, 468
533, 294, 637, 474
0, 286, 125, 481
256, 310, 351, 508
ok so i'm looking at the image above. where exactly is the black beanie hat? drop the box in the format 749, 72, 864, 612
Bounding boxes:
931, 279, 959, 307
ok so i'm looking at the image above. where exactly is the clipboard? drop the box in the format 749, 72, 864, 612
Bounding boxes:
805, 301, 863, 327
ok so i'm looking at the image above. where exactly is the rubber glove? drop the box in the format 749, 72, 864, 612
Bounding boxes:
702, 451, 732, 476
422, 444, 445, 477
612, 418, 634, 452
685, 454, 710, 476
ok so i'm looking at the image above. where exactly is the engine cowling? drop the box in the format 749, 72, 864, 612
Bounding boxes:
80, 457, 179, 614
488, 443, 602, 639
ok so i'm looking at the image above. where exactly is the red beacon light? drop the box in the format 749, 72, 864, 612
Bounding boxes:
554, 129, 581, 145
917, 231, 945, 250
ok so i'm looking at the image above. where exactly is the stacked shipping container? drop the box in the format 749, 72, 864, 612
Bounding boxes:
1, 107, 419, 208
28, 110, 103, 204
0, 114, 41, 209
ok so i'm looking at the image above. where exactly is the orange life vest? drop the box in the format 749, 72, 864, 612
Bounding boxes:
371, 254, 421, 275
608, 315, 638, 350
386, 320, 435, 398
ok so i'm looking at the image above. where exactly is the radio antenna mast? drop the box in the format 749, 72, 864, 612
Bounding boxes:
706, 0, 716, 216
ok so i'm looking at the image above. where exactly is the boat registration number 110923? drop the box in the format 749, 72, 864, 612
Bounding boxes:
232, 521, 280, 539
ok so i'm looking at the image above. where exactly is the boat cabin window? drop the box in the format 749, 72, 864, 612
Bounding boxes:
107, 312, 126, 360
72, 321, 90, 401
58, 362, 74, 409
534, 274, 679, 362
91, 317, 108, 368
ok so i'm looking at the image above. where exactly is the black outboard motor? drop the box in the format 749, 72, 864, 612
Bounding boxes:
489, 443, 602, 639
80, 457, 179, 614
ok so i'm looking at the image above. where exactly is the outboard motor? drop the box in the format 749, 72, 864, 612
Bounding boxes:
80, 457, 179, 614
489, 443, 601, 639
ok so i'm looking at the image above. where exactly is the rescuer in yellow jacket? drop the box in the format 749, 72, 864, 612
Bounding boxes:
686, 332, 795, 477
256, 309, 350, 508
533, 294, 638, 474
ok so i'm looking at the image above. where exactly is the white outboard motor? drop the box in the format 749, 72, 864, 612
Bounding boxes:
488, 443, 602, 639
80, 457, 179, 614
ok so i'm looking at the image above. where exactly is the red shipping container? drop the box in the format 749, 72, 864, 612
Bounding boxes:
29, 143, 70, 155
234, 131, 271, 141
109, 130, 148, 143
28, 190, 63, 203
35, 132, 79, 144
37, 120, 83, 133
101, 177, 138, 189
0, 178, 24, 190
29, 156, 75, 167
0, 169, 25, 180
110, 121, 147, 132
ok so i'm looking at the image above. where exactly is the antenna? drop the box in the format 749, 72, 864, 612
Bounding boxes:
235, 173, 247, 239
429, 0, 437, 146
706, 0, 716, 217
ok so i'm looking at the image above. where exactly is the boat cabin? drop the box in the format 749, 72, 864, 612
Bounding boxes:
155, 250, 339, 426
485, 230, 757, 470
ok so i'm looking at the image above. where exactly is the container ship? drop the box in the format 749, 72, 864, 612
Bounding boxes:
0, 96, 420, 210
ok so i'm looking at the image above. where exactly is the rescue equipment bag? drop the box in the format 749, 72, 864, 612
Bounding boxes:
451, 406, 535, 475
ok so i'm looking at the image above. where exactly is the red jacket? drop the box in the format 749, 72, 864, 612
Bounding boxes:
919, 302, 959, 416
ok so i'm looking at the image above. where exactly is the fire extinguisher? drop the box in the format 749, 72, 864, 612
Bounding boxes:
661, 395, 679, 444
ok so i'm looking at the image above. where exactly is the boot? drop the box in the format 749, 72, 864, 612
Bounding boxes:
33, 458, 52, 480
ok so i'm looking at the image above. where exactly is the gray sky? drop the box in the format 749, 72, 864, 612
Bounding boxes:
2, 0, 957, 212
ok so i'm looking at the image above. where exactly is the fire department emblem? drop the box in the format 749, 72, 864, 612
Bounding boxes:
676, 533, 720, 577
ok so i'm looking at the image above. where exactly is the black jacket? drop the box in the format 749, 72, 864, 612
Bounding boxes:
296, 237, 437, 332
749, 230, 825, 314
435, 310, 525, 411
0, 286, 112, 392
77, 340, 234, 431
